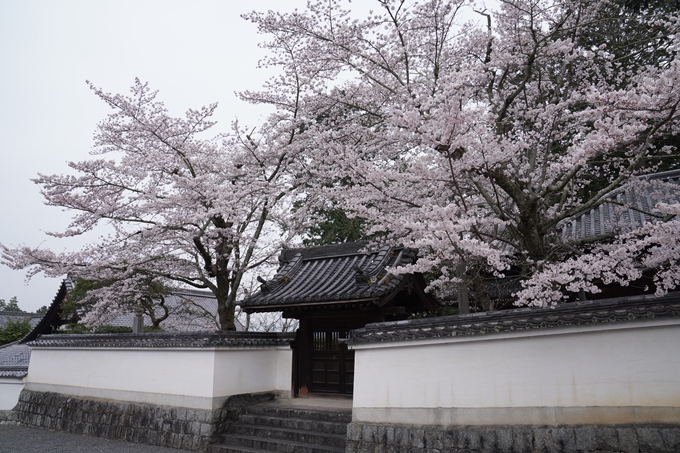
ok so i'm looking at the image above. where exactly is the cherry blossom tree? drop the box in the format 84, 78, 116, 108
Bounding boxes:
516, 201, 680, 306
246, 0, 680, 308
1, 80, 303, 330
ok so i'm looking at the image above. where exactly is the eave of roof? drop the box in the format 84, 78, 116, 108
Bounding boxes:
20, 277, 76, 343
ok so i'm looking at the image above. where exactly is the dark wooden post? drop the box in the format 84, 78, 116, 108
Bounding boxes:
297, 317, 310, 397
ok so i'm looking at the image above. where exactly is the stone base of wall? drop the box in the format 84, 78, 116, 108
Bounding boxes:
0, 409, 19, 425
346, 422, 680, 453
14, 390, 276, 451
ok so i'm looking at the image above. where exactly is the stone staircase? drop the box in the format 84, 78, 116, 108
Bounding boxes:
207, 402, 352, 453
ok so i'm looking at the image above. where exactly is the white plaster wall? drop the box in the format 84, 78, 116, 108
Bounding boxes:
0, 377, 24, 410
275, 347, 293, 394
212, 347, 292, 397
351, 319, 680, 424
28, 348, 215, 397
26, 346, 293, 410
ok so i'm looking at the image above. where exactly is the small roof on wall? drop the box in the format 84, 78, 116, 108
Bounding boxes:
0, 343, 31, 378
241, 241, 433, 313
346, 291, 680, 345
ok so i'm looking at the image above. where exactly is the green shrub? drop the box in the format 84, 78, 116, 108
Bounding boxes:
0, 318, 32, 345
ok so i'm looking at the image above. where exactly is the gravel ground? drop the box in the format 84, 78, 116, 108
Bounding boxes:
0, 424, 195, 453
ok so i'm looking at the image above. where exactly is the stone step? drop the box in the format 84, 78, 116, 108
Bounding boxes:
208, 402, 352, 453
247, 406, 352, 424
209, 434, 346, 453
207, 444, 274, 453
229, 424, 346, 448
237, 414, 348, 435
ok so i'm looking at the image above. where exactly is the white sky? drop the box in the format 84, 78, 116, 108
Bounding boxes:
0, 0, 313, 311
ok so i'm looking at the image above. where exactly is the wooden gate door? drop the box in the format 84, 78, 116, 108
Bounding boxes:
309, 322, 356, 395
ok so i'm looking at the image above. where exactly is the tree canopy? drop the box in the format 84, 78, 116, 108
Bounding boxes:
2, 0, 680, 317
2, 80, 304, 329
246, 0, 680, 307
0, 296, 23, 313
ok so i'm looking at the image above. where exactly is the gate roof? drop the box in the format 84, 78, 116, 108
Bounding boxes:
241, 241, 431, 313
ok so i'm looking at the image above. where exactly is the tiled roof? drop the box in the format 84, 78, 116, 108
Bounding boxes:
240, 242, 418, 311
0, 343, 31, 378
27, 331, 294, 349
559, 169, 680, 241
346, 291, 680, 345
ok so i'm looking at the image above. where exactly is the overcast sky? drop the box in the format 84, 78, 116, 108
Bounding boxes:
0, 0, 315, 311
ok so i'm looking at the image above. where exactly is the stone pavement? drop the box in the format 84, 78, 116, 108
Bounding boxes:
0, 424, 194, 453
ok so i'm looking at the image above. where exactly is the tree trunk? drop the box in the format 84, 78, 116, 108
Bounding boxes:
215, 274, 236, 331
517, 200, 547, 262
141, 295, 168, 330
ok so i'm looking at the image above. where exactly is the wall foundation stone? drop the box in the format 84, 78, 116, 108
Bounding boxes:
14, 389, 275, 451
345, 422, 680, 453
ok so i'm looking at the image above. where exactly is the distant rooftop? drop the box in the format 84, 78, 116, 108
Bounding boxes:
0, 312, 42, 329
101, 287, 245, 331
559, 169, 680, 241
